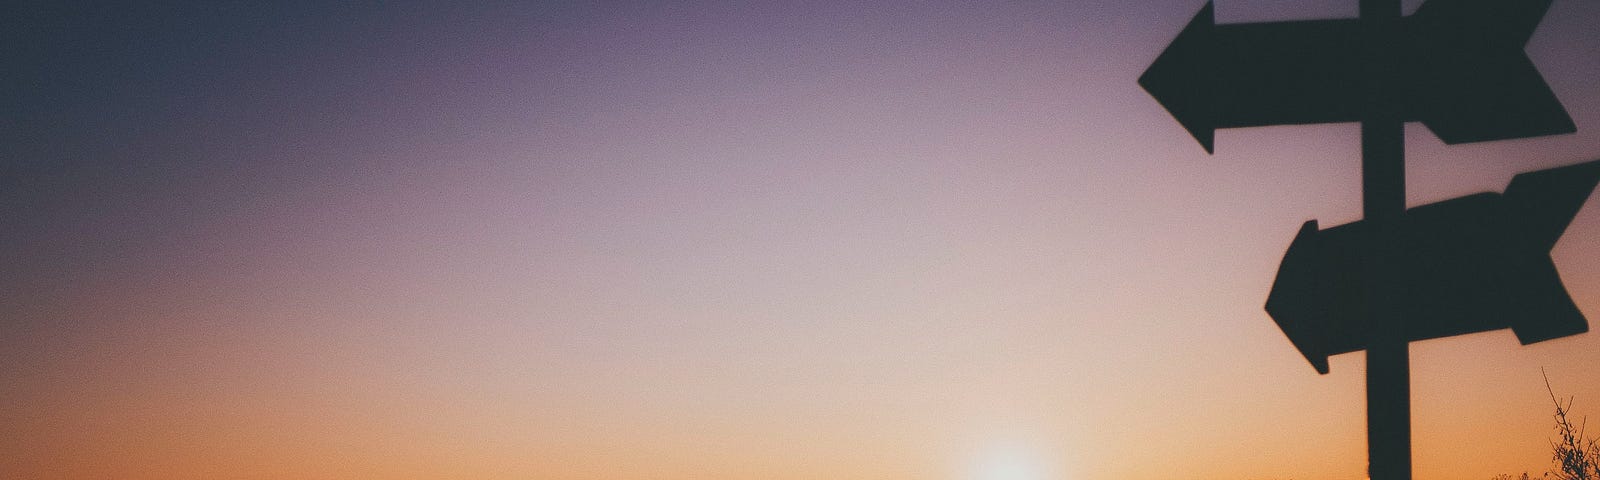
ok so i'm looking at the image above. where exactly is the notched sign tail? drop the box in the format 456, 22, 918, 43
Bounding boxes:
1504, 159, 1600, 344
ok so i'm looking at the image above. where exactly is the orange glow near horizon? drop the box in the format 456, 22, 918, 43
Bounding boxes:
4, 2, 1600, 479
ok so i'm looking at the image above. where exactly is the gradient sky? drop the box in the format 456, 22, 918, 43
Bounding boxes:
4, 1, 1600, 479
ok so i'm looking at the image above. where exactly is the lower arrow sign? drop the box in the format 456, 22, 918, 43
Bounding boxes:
1265, 159, 1600, 374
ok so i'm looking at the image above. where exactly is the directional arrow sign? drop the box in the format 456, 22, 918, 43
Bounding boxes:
1139, 0, 1575, 153
1265, 159, 1600, 374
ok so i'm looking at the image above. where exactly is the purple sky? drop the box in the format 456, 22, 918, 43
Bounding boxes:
5, 1, 1600, 479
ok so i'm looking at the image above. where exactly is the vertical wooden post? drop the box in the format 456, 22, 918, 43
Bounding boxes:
1360, 1, 1409, 480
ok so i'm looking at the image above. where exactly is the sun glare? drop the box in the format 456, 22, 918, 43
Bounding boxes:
969, 444, 1050, 480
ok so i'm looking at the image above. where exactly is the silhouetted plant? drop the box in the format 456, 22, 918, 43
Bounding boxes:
1545, 370, 1599, 480
1491, 371, 1599, 480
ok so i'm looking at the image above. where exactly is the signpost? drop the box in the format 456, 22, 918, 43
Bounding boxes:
1139, 1, 1592, 480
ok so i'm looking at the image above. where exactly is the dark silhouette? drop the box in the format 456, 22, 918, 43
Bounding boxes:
1265, 159, 1600, 374
1138, 1, 1587, 480
1492, 372, 1600, 480
1138, 0, 1574, 154
1546, 372, 1600, 480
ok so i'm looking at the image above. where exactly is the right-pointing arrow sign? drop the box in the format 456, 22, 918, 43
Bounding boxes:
1265, 159, 1600, 374
1139, 0, 1575, 153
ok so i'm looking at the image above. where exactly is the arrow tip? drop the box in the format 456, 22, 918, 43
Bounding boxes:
1139, 2, 1215, 154
1265, 220, 1332, 374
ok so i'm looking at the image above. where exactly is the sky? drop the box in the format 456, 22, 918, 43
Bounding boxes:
3, 1, 1600, 479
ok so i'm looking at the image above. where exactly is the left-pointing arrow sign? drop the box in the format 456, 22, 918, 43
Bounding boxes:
1265, 159, 1600, 374
1139, 0, 1574, 153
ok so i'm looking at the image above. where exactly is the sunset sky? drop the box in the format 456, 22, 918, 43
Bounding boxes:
4, 1, 1600, 479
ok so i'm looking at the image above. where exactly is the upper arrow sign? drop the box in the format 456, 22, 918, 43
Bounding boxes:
1139, 0, 1575, 153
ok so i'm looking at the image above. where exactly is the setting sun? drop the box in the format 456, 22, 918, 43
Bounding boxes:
969, 443, 1053, 480
4, 1, 1600, 479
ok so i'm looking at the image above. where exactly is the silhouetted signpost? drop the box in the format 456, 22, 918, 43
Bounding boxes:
1139, 1, 1595, 480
